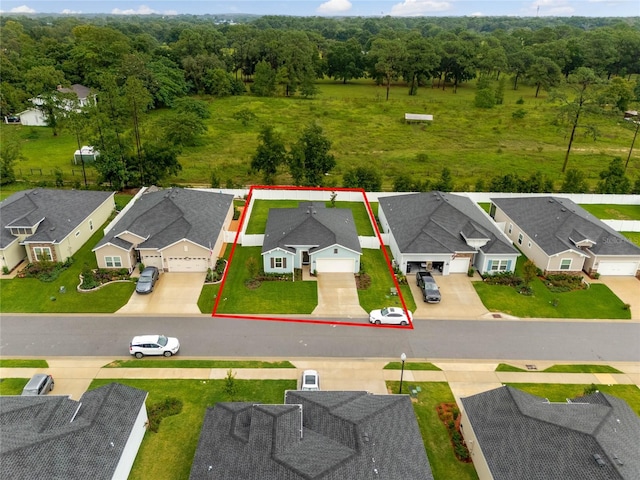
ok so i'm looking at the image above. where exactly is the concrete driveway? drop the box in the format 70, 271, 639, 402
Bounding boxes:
597, 276, 640, 320
117, 272, 206, 315
410, 274, 489, 319
312, 273, 367, 318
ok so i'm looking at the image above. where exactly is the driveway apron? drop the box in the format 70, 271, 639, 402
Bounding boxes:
410, 274, 489, 319
312, 273, 367, 317
116, 272, 206, 314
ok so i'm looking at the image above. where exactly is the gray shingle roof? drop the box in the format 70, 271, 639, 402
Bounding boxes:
262, 202, 362, 255
491, 196, 640, 256
461, 386, 640, 480
95, 188, 233, 251
379, 192, 517, 255
0, 382, 147, 480
0, 189, 114, 248
190, 391, 434, 480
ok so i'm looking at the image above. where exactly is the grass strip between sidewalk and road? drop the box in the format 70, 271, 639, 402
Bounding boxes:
384, 362, 441, 371
0, 359, 49, 368
103, 359, 296, 368
496, 363, 623, 373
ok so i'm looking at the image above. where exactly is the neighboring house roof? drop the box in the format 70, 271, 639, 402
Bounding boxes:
379, 191, 517, 255
262, 202, 362, 255
95, 188, 233, 251
492, 196, 640, 257
0, 189, 114, 248
461, 386, 640, 480
56, 84, 91, 100
190, 391, 434, 480
0, 382, 148, 480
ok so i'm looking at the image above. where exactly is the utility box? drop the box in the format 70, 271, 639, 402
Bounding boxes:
73, 146, 99, 165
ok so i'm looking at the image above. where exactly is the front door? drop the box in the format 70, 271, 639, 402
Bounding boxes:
302, 251, 310, 265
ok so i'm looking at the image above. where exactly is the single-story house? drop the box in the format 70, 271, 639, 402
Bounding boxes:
0, 382, 148, 480
19, 84, 95, 127
460, 385, 640, 480
261, 202, 362, 274
491, 196, 640, 276
378, 191, 520, 275
0, 188, 115, 272
94, 187, 234, 272
189, 390, 434, 480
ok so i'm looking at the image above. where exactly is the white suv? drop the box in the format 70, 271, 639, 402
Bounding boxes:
129, 335, 180, 358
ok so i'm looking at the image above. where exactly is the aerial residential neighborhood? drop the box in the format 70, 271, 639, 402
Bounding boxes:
1, 5, 639, 480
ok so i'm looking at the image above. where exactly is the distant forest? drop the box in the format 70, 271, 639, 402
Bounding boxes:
2, 14, 639, 114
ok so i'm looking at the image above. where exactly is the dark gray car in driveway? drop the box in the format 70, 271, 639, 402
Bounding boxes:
416, 271, 441, 303
136, 266, 160, 294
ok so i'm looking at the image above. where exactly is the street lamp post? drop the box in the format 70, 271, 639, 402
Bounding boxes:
399, 353, 407, 394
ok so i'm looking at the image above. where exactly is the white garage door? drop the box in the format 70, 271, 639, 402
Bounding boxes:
449, 257, 470, 274
597, 261, 639, 276
316, 258, 354, 273
167, 257, 209, 272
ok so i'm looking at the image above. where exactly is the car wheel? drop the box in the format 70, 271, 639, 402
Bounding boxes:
50, 382, 54, 391
163, 351, 172, 357
401, 321, 408, 326
375, 320, 381, 325
135, 352, 143, 359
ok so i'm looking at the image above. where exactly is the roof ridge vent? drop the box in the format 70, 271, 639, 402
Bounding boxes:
592, 453, 606, 467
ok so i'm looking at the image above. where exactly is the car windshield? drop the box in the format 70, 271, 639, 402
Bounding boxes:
381, 308, 389, 316
157, 335, 168, 347
138, 276, 151, 283
424, 284, 439, 291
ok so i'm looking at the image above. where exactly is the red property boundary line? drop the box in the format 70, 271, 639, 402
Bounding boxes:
212, 185, 412, 329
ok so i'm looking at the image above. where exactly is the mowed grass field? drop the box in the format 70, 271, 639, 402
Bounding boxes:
2, 78, 638, 191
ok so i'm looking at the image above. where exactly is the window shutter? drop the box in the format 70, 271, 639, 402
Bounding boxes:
270, 258, 274, 268
283, 257, 287, 269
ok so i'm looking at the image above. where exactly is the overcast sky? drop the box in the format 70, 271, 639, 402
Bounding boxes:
1, 0, 639, 17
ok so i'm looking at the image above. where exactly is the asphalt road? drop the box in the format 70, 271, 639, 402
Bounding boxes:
1, 314, 639, 362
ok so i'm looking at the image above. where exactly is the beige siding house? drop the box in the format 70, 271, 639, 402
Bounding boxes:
491, 196, 640, 276
94, 188, 233, 273
0, 189, 114, 272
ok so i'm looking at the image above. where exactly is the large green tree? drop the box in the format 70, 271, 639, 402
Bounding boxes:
288, 122, 335, 186
251, 126, 287, 185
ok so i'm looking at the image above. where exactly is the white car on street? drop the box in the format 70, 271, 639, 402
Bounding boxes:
129, 334, 180, 358
301, 369, 320, 391
369, 307, 413, 325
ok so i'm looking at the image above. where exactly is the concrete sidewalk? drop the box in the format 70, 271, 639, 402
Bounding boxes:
2, 358, 639, 402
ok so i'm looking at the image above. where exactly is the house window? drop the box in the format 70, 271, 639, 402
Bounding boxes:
105, 256, 122, 268
33, 247, 53, 261
75, 231, 81, 237
508, 223, 513, 234
89, 220, 93, 231
334, 248, 338, 254
490, 260, 509, 272
527, 241, 532, 248
271, 257, 287, 269
560, 259, 572, 270
517, 233, 523, 245
11, 227, 31, 235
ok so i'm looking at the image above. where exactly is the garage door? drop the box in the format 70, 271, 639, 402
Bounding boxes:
449, 257, 470, 274
167, 257, 209, 272
597, 261, 639, 276
316, 258, 354, 273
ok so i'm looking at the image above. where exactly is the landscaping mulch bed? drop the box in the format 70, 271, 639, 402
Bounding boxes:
436, 402, 472, 463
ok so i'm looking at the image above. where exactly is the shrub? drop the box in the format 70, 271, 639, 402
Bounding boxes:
21, 260, 69, 282
545, 274, 584, 293
484, 272, 523, 287
512, 108, 527, 119
147, 397, 183, 433
2, 266, 9, 275
467, 267, 475, 277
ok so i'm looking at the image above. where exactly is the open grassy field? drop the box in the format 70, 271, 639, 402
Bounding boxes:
2, 79, 638, 191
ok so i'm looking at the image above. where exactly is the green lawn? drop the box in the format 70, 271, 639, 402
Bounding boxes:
474, 280, 629, 319
507, 383, 640, 416
89, 378, 295, 480
215, 246, 317, 314
244, 199, 374, 235
579, 204, 640, 220
0, 378, 29, 395
384, 362, 441, 371
496, 363, 623, 373
0, 222, 135, 313
358, 249, 417, 314
104, 359, 295, 368
387, 381, 479, 480
622, 231, 640, 246
0, 359, 49, 368
3, 80, 638, 191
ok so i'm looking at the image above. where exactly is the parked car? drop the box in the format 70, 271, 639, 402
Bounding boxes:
136, 266, 159, 294
5, 115, 20, 123
416, 271, 442, 303
129, 334, 180, 358
301, 369, 320, 391
369, 307, 413, 325
21, 373, 54, 396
